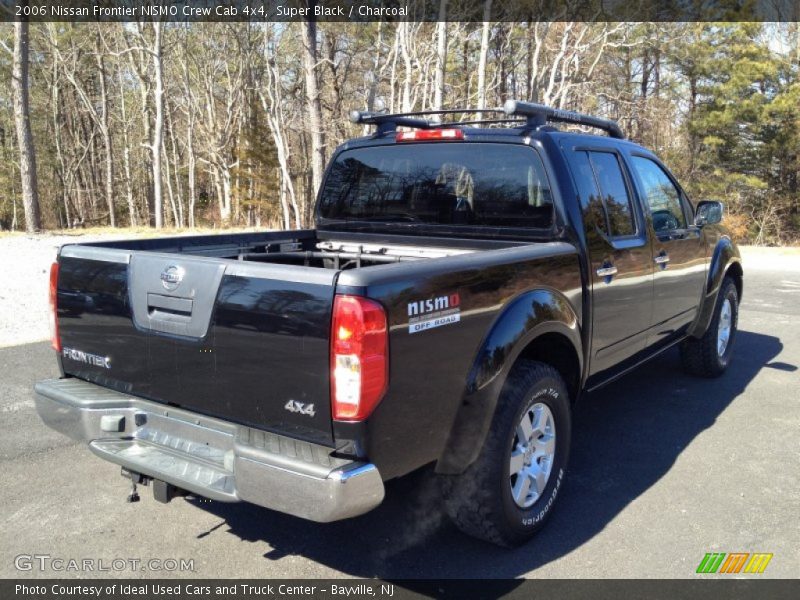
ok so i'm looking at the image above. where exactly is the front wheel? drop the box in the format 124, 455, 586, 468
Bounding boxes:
441, 361, 571, 546
680, 276, 739, 378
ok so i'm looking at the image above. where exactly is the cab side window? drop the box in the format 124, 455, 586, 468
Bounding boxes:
630, 156, 687, 233
572, 150, 637, 239
572, 151, 608, 237
587, 151, 636, 237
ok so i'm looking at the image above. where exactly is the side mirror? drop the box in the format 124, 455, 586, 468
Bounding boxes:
694, 200, 724, 227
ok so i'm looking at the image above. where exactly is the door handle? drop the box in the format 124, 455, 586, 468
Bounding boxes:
654, 252, 670, 267
596, 263, 618, 284
596, 265, 618, 277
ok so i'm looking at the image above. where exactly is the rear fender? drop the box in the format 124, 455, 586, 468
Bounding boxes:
436, 289, 581, 474
688, 237, 742, 338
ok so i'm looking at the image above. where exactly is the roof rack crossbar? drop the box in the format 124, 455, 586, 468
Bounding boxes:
454, 118, 527, 126
503, 100, 625, 139
351, 107, 505, 121
350, 102, 625, 139
349, 111, 435, 135
350, 108, 510, 135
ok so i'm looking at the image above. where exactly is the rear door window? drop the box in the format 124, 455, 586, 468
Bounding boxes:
587, 151, 636, 237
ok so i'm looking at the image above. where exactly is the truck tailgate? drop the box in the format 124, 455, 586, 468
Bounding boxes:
56, 245, 337, 445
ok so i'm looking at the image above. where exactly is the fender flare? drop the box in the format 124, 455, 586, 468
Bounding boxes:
436, 288, 582, 474
688, 236, 743, 338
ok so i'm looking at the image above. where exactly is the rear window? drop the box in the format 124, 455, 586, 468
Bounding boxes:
318, 143, 554, 229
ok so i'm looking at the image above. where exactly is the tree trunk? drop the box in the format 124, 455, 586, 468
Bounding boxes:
399, 22, 413, 111
187, 114, 196, 228
366, 20, 383, 112
217, 165, 232, 222
166, 105, 184, 227
11, 179, 18, 231
96, 49, 116, 227
303, 11, 325, 212
49, 46, 70, 228
124, 23, 153, 225
152, 22, 165, 229
433, 1, 448, 110
117, 68, 137, 226
12, 21, 41, 232
163, 142, 178, 227
476, 0, 492, 119
259, 25, 301, 229
498, 25, 508, 104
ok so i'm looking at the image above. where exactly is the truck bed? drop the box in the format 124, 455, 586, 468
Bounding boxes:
55, 229, 531, 448
87, 229, 520, 265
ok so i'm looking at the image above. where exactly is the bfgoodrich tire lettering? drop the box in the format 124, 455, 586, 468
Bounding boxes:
441, 360, 571, 547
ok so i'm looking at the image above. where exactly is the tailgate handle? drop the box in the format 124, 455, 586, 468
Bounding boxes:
147, 293, 193, 317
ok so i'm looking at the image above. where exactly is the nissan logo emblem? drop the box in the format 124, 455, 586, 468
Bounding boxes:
160, 265, 184, 291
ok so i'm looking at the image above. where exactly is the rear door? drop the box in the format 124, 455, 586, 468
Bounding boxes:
563, 143, 654, 375
56, 247, 337, 445
626, 155, 707, 345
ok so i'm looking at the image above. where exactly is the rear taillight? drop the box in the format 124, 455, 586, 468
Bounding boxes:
395, 129, 464, 142
49, 261, 61, 352
331, 295, 388, 421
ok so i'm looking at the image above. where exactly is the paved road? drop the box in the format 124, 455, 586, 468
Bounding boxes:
1, 260, 798, 580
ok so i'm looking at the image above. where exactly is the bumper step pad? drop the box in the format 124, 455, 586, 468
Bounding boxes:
90, 439, 236, 501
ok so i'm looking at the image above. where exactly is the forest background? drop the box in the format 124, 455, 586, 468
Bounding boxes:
2, 19, 799, 245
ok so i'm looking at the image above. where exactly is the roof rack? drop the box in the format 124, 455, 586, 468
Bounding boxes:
350, 101, 625, 139
349, 107, 508, 135
503, 100, 625, 139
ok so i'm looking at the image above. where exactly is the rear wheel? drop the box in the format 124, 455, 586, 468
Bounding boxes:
441, 361, 571, 546
680, 276, 739, 377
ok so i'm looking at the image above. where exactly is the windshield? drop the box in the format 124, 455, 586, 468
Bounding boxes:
317, 143, 554, 229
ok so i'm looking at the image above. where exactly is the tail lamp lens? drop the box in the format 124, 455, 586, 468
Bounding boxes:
331, 295, 388, 421
49, 261, 61, 352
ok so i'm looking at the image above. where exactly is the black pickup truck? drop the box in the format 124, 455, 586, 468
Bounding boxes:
35, 101, 742, 547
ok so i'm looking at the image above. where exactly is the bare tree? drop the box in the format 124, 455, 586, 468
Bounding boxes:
303, 12, 325, 210
185, 26, 245, 224
259, 24, 301, 229
151, 22, 165, 228
116, 65, 137, 226
10, 21, 41, 232
433, 1, 448, 111
398, 22, 414, 111
476, 0, 493, 118
51, 31, 118, 227
95, 36, 116, 226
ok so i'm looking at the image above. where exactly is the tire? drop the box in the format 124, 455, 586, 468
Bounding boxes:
680, 276, 739, 378
441, 361, 571, 547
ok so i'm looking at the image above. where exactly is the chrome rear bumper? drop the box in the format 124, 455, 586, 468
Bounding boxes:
34, 378, 384, 522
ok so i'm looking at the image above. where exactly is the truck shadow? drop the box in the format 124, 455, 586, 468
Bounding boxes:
190, 329, 784, 578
